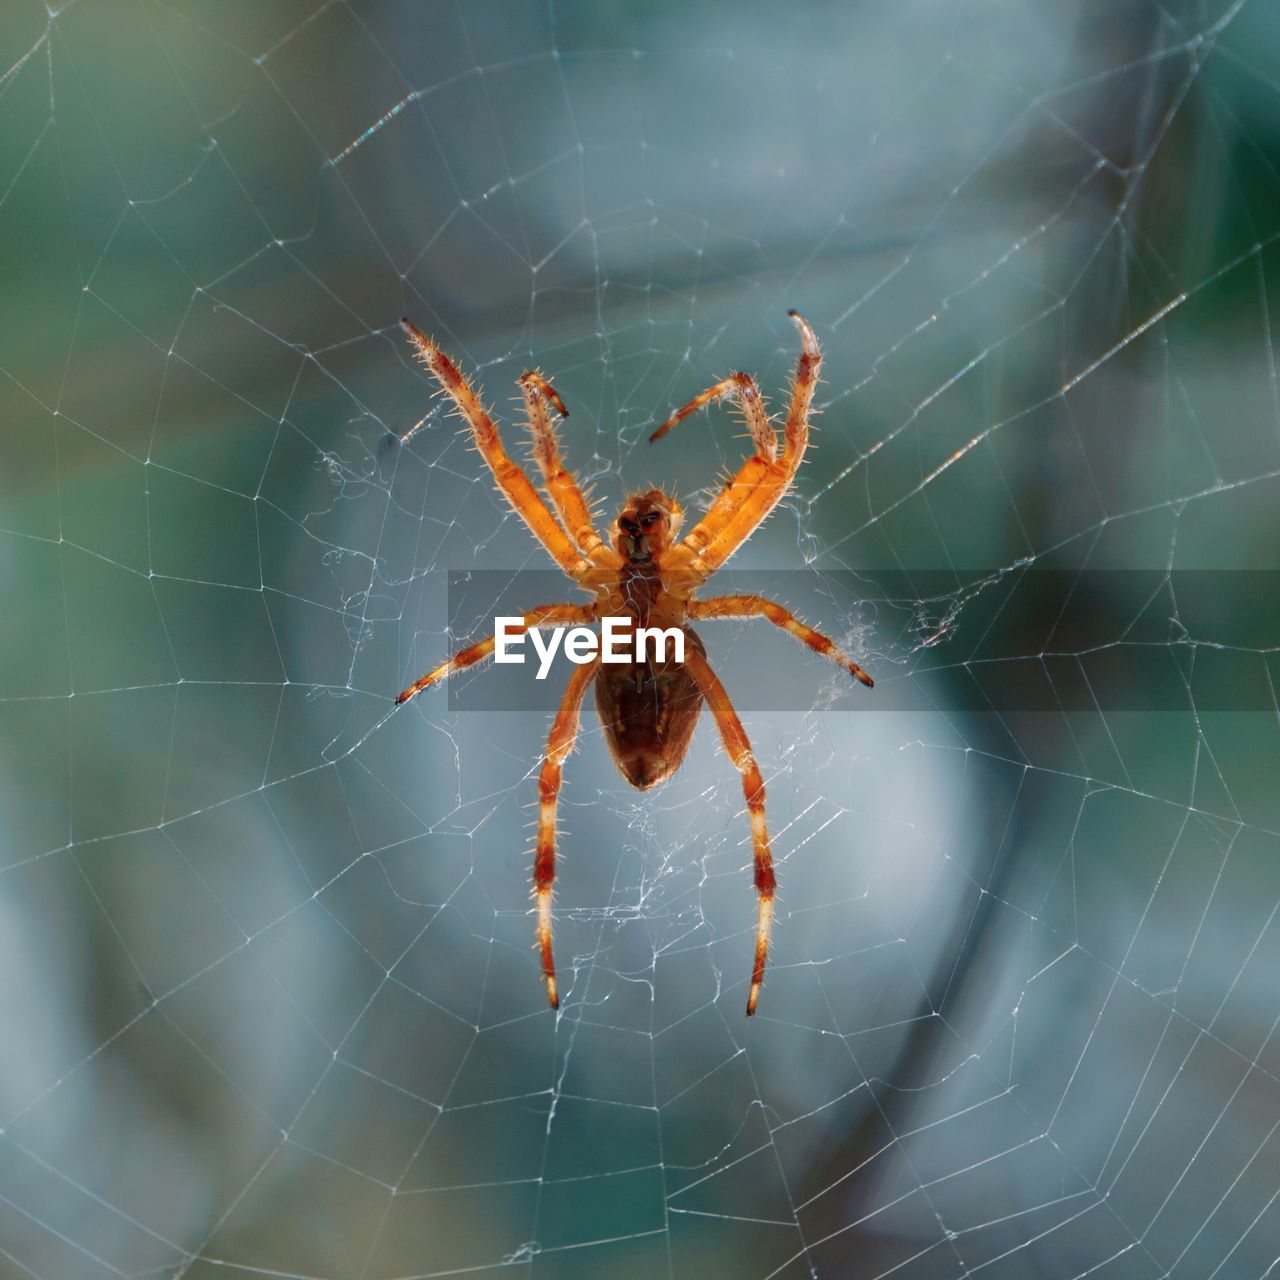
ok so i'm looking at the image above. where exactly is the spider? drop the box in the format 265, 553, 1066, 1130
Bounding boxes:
394, 312, 872, 1015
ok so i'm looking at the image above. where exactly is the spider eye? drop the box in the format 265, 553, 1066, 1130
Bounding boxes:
641, 512, 661, 526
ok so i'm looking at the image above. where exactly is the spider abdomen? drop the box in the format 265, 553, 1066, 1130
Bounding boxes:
595, 628, 705, 790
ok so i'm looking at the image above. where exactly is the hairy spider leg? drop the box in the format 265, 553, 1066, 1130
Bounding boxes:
683, 648, 776, 1015
400, 319, 594, 582
394, 604, 594, 705
518, 370, 620, 568
690, 595, 874, 687
536, 656, 601, 1008
650, 370, 778, 462
656, 312, 822, 580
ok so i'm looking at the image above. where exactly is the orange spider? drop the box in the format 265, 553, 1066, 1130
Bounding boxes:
394, 312, 872, 1015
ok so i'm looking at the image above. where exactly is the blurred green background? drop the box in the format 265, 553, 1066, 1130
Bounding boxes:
4, 1, 1280, 1277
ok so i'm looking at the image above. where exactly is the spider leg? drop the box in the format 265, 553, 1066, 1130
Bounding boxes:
400, 320, 595, 583
519, 370, 620, 568
690, 595, 873, 687
535, 656, 601, 1008
660, 312, 821, 580
683, 648, 775, 1016
650, 371, 777, 462
394, 603, 593, 705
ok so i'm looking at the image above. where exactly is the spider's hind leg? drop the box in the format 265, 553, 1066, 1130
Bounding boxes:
534, 657, 600, 1008
683, 649, 776, 1016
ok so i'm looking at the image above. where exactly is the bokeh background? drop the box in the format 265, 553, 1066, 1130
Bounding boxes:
4, 1, 1280, 1277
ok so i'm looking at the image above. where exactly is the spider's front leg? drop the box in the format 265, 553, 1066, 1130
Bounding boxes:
683, 648, 776, 1015
519, 370, 620, 568
399, 319, 594, 582
650, 370, 777, 461
655, 312, 822, 580
535, 656, 601, 1008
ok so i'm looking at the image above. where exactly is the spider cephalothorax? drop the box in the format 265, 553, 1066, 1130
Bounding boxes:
614, 489, 682, 564
394, 313, 873, 1014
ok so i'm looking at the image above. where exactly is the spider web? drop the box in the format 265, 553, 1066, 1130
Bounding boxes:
4, 1, 1280, 1276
